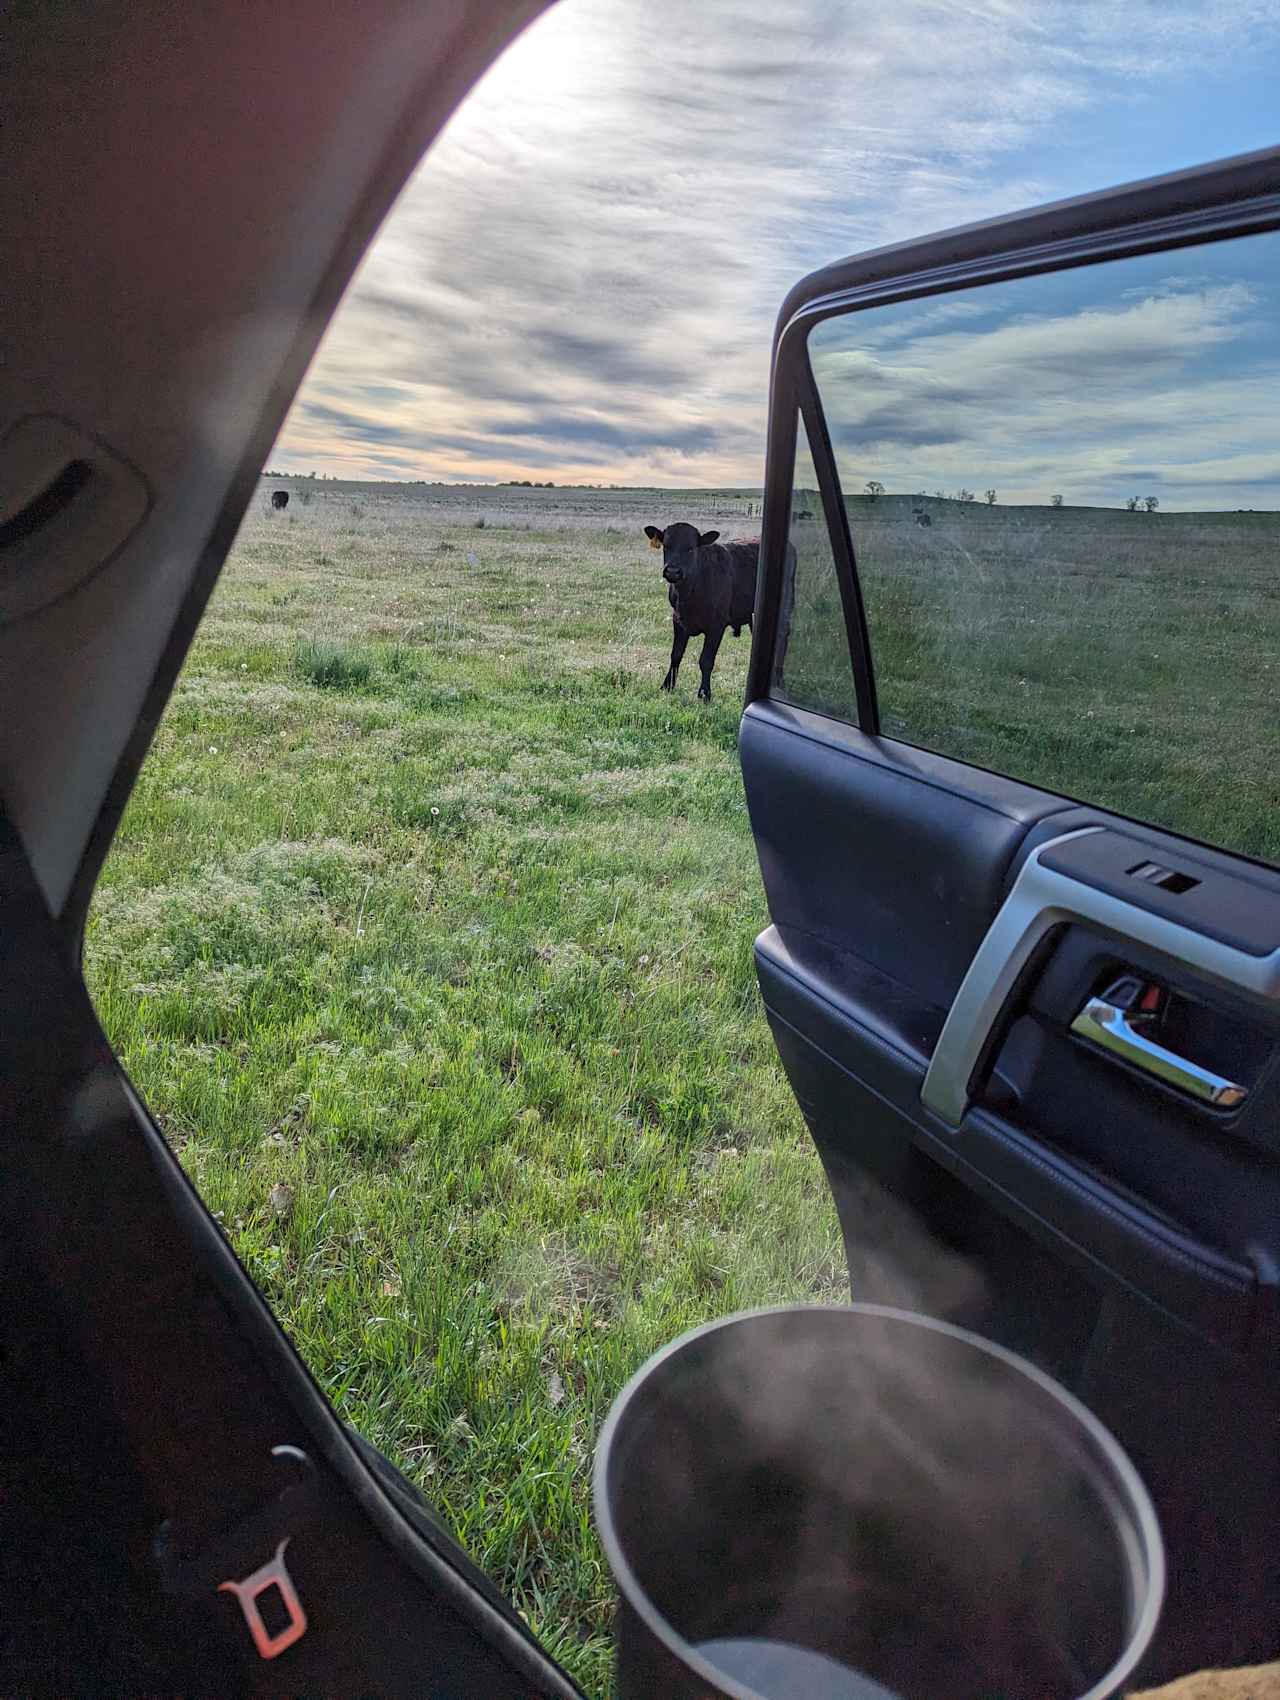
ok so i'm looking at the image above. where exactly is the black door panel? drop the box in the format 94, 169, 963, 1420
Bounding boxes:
740, 700, 1071, 1011
996, 931, 1280, 1250
743, 694, 1280, 1341
756, 927, 1261, 1355
743, 700, 1280, 1677
757, 972, 1104, 1373
1034, 825, 1280, 956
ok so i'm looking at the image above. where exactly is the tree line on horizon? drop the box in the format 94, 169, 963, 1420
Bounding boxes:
255, 471, 1267, 514
862, 480, 1161, 511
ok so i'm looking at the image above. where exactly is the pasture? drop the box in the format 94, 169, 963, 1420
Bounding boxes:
784, 494, 1280, 865
86, 478, 1279, 1691
86, 481, 839, 1692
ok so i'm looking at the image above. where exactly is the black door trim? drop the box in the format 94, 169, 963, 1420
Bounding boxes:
797, 362, 878, 730
776, 149, 1280, 346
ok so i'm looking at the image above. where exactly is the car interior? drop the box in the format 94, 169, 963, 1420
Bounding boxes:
3, 1, 1277, 1693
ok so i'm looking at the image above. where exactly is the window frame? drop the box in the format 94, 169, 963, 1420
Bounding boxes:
781, 367, 879, 730
746, 147, 1280, 729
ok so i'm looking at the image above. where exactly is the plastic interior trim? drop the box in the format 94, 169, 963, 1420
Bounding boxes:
922, 828, 1280, 1127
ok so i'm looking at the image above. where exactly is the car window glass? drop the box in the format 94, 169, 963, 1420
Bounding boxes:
772, 417, 859, 723
807, 228, 1280, 866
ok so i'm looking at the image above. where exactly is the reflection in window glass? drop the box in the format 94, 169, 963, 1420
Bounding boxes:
808, 230, 1280, 866
772, 418, 859, 723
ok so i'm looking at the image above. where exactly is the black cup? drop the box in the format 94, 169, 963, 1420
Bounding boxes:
594, 1305, 1164, 1700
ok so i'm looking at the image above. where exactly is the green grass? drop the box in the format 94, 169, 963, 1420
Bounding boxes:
85, 489, 843, 1695
294, 636, 377, 690
783, 495, 1280, 866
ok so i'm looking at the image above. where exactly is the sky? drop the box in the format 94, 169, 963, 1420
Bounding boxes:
272, 0, 1280, 490
812, 234, 1280, 508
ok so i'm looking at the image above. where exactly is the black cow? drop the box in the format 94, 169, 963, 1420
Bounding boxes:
271, 489, 289, 510
644, 521, 758, 702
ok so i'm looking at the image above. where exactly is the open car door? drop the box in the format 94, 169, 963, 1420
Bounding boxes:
742, 147, 1280, 1685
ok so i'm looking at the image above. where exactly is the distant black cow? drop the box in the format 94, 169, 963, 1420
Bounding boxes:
271, 489, 289, 510
644, 522, 758, 702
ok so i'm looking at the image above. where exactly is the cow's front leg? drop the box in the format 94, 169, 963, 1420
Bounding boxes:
697, 627, 724, 702
663, 621, 689, 691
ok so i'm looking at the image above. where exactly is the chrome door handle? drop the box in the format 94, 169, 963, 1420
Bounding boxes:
1070, 996, 1247, 1108
921, 827, 1280, 1127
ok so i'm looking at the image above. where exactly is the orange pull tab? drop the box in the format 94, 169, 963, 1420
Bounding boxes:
218, 1536, 308, 1660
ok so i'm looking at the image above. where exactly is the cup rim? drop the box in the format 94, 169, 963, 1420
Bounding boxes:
592, 1302, 1166, 1700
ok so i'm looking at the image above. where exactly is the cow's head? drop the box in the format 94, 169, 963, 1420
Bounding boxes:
643, 523, 719, 586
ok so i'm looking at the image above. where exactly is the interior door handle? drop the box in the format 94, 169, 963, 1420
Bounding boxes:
1070, 995, 1248, 1108
922, 827, 1280, 1127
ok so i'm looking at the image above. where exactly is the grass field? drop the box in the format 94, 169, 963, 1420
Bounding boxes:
85, 482, 843, 1693
784, 494, 1280, 865
85, 477, 1280, 1692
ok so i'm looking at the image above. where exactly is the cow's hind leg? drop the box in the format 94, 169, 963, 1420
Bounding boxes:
663, 621, 689, 691
697, 627, 724, 702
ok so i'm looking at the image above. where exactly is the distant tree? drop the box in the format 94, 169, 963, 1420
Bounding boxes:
1126, 496, 1140, 512
985, 489, 997, 505
1050, 494, 1063, 508
865, 479, 884, 500
1144, 496, 1159, 513
957, 488, 975, 504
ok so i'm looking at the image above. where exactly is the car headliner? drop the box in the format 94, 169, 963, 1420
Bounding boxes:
2, 0, 553, 932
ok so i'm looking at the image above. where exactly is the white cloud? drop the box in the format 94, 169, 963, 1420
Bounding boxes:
812, 276, 1280, 505
272, 0, 1280, 485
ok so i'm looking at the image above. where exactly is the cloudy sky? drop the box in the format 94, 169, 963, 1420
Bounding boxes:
274, 0, 1280, 491
812, 238, 1280, 507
